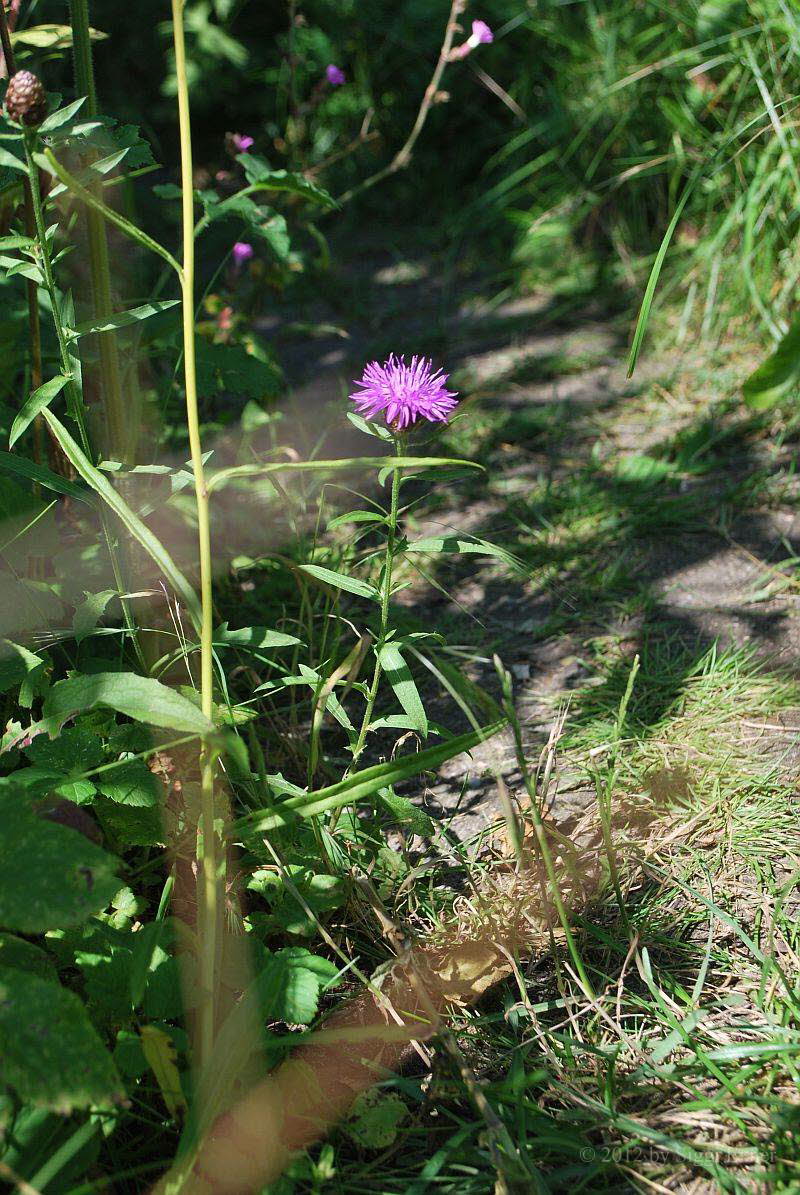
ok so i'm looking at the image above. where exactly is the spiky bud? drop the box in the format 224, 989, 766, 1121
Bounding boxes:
4, 70, 48, 127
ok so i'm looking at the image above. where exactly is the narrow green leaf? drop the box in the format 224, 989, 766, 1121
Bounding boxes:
0, 147, 26, 172
298, 564, 379, 600
38, 150, 181, 275
627, 172, 699, 377
208, 456, 481, 493
68, 300, 180, 339
10, 376, 70, 448
42, 672, 214, 735
238, 718, 506, 833
0, 448, 91, 503
327, 510, 385, 530
38, 96, 87, 133
42, 411, 202, 629
11, 23, 90, 49
377, 643, 427, 735
214, 622, 301, 651
0, 235, 33, 250
403, 533, 522, 571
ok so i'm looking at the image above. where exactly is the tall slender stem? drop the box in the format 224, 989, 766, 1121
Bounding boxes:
171, 0, 219, 1069
351, 438, 402, 767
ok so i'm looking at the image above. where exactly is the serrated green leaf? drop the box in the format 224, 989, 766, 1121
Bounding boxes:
10, 376, 70, 448
346, 1090, 407, 1150
73, 590, 116, 643
254, 947, 333, 1023
0, 966, 122, 1112
377, 642, 427, 735
25, 726, 104, 773
195, 340, 283, 399
377, 788, 434, 836
93, 798, 164, 846
42, 672, 213, 735
96, 758, 159, 807
298, 564, 379, 600
237, 156, 337, 209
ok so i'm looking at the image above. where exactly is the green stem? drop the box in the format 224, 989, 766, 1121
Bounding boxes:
68, 0, 146, 668
171, 0, 219, 1071
350, 438, 402, 768
24, 135, 91, 456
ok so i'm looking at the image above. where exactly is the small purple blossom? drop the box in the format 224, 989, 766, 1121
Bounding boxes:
469, 19, 494, 47
325, 64, 346, 86
350, 354, 459, 429
231, 132, 254, 152
232, 241, 254, 268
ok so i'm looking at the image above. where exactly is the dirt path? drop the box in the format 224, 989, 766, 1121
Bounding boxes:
269, 244, 800, 837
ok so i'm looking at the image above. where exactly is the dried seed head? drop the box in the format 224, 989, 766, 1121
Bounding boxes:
4, 70, 48, 127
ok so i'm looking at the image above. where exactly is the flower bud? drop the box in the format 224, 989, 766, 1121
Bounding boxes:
4, 70, 48, 127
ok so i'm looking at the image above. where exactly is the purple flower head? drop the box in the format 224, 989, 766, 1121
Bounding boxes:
232, 241, 254, 267
325, 64, 346, 86
468, 19, 494, 47
350, 354, 459, 429
231, 132, 254, 152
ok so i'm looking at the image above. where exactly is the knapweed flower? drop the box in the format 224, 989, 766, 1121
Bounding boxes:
325, 64, 346, 86
469, 19, 494, 47
232, 241, 254, 267
350, 354, 458, 429
231, 132, 254, 152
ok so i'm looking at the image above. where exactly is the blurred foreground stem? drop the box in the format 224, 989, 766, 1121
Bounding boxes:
171, 0, 220, 1071
69, 0, 128, 461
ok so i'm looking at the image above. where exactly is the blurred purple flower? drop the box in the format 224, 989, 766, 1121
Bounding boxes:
325, 64, 346, 86
350, 354, 458, 429
231, 132, 254, 152
469, 19, 494, 47
232, 241, 254, 269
